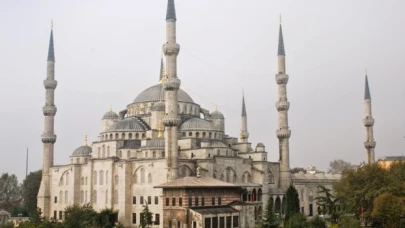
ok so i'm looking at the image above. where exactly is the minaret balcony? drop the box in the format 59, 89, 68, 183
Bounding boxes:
240, 131, 249, 140
41, 133, 57, 144
275, 73, 289, 85
162, 78, 181, 90
163, 114, 181, 127
163, 43, 180, 56
276, 129, 291, 139
42, 106, 57, 116
43, 80, 58, 89
364, 140, 376, 149
276, 101, 290, 111
363, 117, 375, 127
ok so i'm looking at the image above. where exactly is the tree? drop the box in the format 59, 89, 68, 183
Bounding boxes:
307, 216, 326, 228
0, 173, 22, 212
371, 192, 405, 228
290, 167, 306, 174
93, 208, 119, 228
285, 185, 300, 222
315, 185, 342, 224
63, 204, 97, 228
140, 203, 153, 228
284, 213, 308, 228
338, 216, 361, 228
333, 163, 390, 223
261, 197, 280, 228
22, 170, 42, 215
327, 159, 352, 174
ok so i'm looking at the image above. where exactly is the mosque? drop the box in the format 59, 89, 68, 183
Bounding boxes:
37, 0, 375, 227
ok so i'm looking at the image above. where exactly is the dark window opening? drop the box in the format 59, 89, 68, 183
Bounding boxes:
172, 198, 176, 206
218, 197, 222, 205
166, 198, 170, 206
205, 218, 211, 228
154, 214, 160, 225
213, 217, 218, 228
53, 211, 57, 219
220, 217, 225, 228
148, 196, 151, 204
59, 211, 62, 220
188, 197, 192, 207
133, 196, 136, 204
195, 197, 199, 207
226, 216, 231, 228
155, 196, 159, 205
140, 196, 144, 204
54, 197, 57, 203
233, 216, 239, 228
179, 197, 183, 206
212, 197, 215, 206
201, 197, 205, 206
132, 213, 136, 224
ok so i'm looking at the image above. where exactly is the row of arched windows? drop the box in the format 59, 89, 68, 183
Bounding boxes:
134, 168, 152, 184
97, 145, 110, 158
92, 190, 119, 205
59, 191, 69, 204
182, 131, 223, 139
101, 132, 146, 141
128, 103, 200, 116
93, 170, 109, 185
80, 176, 88, 185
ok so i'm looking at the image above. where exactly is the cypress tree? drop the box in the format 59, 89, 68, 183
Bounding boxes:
285, 185, 300, 221
261, 197, 280, 228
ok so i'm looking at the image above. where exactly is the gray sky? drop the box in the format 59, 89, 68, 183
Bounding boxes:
1, 0, 404, 182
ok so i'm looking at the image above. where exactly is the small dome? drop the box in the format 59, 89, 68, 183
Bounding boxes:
72, 145, 92, 157
108, 118, 148, 132
103, 111, 118, 120
142, 138, 165, 149
257, 142, 265, 147
152, 102, 166, 111
210, 110, 224, 119
133, 84, 194, 104
180, 118, 216, 131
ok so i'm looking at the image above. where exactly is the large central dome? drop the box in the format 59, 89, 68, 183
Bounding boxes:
133, 84, 194, 104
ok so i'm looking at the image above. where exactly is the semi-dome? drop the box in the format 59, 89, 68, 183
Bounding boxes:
257, 142, 265, 147
180, 118, 216, 131
152, 102, 166, 111
71, 145, 92, 157
133, 84, 194, 104
108, 118, 148, 132
103, 110, 118, 120
142, 138, 165, 149
210, 110, 224, 119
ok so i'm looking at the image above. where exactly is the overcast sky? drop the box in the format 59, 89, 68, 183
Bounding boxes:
1, 0, 404, 182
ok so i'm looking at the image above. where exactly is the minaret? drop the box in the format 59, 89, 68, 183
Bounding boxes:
38, 24, 58, 217
240, 93, 249, 142
275, 19, 291, 189
363, 73, 376, 164
162, 0, 181, 181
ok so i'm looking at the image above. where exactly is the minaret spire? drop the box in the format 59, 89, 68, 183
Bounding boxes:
38, 24, 58, 218
162, 0, 181, 181
240, 93, 249, 142
275, 20, 291, 189
363, 72, 376, 164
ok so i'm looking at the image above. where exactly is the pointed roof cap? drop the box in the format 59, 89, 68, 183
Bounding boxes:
242, 94, 247, 117
166, 0, 177, 21
278, 25, 285, 56
47, 29, 55, 61
365, 75, 371, 100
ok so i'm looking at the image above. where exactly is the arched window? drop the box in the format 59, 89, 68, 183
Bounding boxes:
115, 133, 119, 139
99, 171, 104, 185
65, 191, 68, 203
85, 177, 88, 185
59, 191, 62, 204
106, 171, 108, 185
94, 171, 97, 185
135, 133, 139, 139
202, 132, 206, 138
217, 150, 220, 156
196, 132, 200, 138
189, 132, 192, 137
144, 152, 148, 159
162, 151, 165, 157
182, 132, 186, 137
66, 173, 69, 185
121, 133, 125, 139
142, 133, 146, 139
153, 151, 156, 158
268, 170, 275, 184
114, 190, 118, 204
109, 134, 113, 140
107, 146, 110, 157
105, 190, 108, 204
127, 150, 130, 158
80, 177, 84, 185
115, 175, 119, 185
258, 189, 263, 201
93, 191, 97, 204
209, 132, 212, 138
148, 173, 152, 183
76, 158, 79, 163
102, 145, 105, 157
80, 191, 84, 203
129, 133, 133, 139
141, 168, 145, 183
